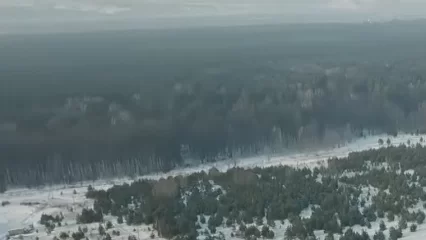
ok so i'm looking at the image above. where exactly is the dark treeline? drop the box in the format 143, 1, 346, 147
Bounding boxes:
82, 145, 426, 240
2, 22, 426, 189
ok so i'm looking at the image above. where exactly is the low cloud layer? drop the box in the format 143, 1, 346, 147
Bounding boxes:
0, 0, 424, 33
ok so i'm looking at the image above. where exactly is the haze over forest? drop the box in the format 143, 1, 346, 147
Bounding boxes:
1, 19, 426, 191
3, 2, 426, 240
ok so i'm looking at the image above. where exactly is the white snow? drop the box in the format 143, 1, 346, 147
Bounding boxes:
300, 205, 319, 219
142, 133, 426, 180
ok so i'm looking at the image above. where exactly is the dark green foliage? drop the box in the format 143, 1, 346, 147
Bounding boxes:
285, 218, 309, 240
77, 209, 103, 224
261, 226, 269, 238
244, 226, 260, 239
6, 29, 426, 189
363, 207, 377, 222
225, 219, 232, 227
389, 227, 402, 240
106, 221, 113, 229
59, 232, 69, 240
45, 222, 55, 233
416, 210, 425, 224
410, 224, 417, 232
117, 215, 123, 224
239, 224, 247, 232
325, 232, 335, 240
285, 226, 295, 240
379, 220, 386, 231
387, 212, 395, 222
200, 215, 206, 224
373, 231, 385, 240
399, 218, 408, 230
71, 231, 84, 240
361, 231, 371, 240
266, 230, 274, 239
377, 209, 384, 218
78, 146, 426, 239
208, 214, 223, 227
366, 221, 372, 229
104, 234, 111, 240
266, 219, 275, 228
340, 229, 370, 240
208, 225, 216, 234
40, 214, 63, 226
98, 224, 106, 236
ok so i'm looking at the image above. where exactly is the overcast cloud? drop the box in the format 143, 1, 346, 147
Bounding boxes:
0, 0, 424, 34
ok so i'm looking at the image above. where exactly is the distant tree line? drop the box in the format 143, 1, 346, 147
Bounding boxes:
3, 57, 426, 190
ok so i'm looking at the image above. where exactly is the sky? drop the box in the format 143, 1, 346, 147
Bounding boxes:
0, 0, 424, 34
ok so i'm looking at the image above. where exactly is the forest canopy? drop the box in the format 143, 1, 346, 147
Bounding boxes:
2, 22, 426, 189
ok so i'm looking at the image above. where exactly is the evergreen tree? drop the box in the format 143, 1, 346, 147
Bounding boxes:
98, 224, 106, 236
117, 215, 123, 224
361, 231, 370, 240
60, 232, 69, 240
104, 234, 111, 240
373, 231, 385, 240
200, 215, 206, 224
416, 211, 425, 224
266, 230, 274, 239
106, 221, 113, 229
387, 212, 395, 222
325, 232, 335, 240
389, 227, 402, 240
379, 220, 386, 231
285, 226, 295, 240
398, 218, 408, 230
261, 226, 269, 238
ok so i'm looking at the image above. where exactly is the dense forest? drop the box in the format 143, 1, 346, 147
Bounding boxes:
73, 144, 426, 240
2, 21, 426, 189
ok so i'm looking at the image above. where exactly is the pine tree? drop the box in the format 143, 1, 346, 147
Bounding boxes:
104, 234, 111, 240
389, 227, 402, 240
416, 211, 425, 224
324, 232, 334, 240
387, 212, 395, 222
379, 220, 386, 231
373, 231, 385, 240
98, 224, 105, 236
106, 221, 113, 229
398, 218, 407, 230
261, 226, 269, 238
410, 224, 417, 232
117, 215, 123, 224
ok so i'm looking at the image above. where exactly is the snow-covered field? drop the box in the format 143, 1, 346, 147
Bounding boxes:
1, 133, 425, 240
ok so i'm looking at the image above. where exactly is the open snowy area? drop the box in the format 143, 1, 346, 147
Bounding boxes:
1, 133, 426, 240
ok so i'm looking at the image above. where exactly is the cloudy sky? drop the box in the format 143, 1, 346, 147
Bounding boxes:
0, 0, 424, 33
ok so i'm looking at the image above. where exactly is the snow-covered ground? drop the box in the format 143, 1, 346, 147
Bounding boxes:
143, 133, 426, 179
1, 133, 425, 240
